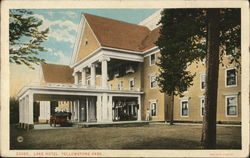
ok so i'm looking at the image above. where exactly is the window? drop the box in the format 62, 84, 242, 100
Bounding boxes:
226, 68, 237, 86
84, 39, 88, 46
109, 84, 113, 90
86, 77, 90, 86
200, 97, 205, 117
226, 95, 237, 116
181, 100, 189, 117
200, 73, 206, 90
150, 53, 156, 66
150, 101, 157, 116
129, 79, 134, 90
118, 81, 123, 90
150, 75, 157, 88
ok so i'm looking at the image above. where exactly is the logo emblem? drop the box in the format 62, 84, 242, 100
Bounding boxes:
17, 136, 24, 143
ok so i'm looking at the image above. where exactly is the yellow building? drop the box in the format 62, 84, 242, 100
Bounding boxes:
17, 10, 241, 127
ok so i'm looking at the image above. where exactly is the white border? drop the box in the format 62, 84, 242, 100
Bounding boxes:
1, 0, 249, 157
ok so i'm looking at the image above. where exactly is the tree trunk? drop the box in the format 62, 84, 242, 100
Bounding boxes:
169, 93, 174, 125
201, 9, 220, 149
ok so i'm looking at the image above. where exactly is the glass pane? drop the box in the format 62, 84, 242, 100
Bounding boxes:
227, 69, 236, 85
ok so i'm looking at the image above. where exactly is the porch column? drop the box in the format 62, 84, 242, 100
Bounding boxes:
96, 95, 102, 122
137, 95, 141, 121
28, 92, 34, 125
39, 101, 45, 121
100, 57, 110, 89
73, 101, 77, 121
74, 72, 79, 85
19, 98, 23, 124
81, 68, 86, 86
102, 93, 108, 121
24, 96, 29, 125
45, 101, 51, 120
86, 97, 89, 122
77, 100, 80, 122
90, 64, 96, 87
107, 95, 113, 122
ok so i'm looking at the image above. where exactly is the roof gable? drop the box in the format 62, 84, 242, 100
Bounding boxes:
84, 13, 151, 52
41, 63, 74, 84
76, 22, 101, 62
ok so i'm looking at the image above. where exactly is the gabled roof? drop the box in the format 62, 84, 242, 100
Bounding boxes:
41, 63, 74, 84
139, 26, 161, 51
84, 13, 156, 52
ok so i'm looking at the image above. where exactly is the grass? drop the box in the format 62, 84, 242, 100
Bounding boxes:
10, 124, 241, 149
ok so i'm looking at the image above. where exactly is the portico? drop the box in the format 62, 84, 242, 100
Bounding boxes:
18, 85, 143, 129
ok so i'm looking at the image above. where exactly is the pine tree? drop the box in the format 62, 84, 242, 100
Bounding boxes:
9, 9, 49, 69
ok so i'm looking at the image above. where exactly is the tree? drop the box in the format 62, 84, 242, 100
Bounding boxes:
156, 8, 240, 148
9, 9, 49, 69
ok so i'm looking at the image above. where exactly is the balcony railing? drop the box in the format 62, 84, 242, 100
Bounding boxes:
22, 82, 141, 92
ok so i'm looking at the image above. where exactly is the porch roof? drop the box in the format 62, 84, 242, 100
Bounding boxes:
18, 85, 143, 100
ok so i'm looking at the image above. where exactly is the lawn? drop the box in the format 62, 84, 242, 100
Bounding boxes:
10, 124, 241, 149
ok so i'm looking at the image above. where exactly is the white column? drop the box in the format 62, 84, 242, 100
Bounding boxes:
81, 68, 86, 86
101, 58, 110, 89
74, 72, 79, 85
137, 95, 141, 121
45, 101, 51, 120
107, 95, 113, 122
24, 96, 28, 124
74, 101, 77, 121
90, 64, 96, 87
19, 99, 22, 123
39, 101, 45, 121
96, 95, 102, 122
86, 98, 89, 122
102, 93, 108, 121
77, 100, 80, 122
28, 92, 34, 124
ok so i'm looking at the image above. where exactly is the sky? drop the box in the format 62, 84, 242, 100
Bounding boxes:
26, 9, 158, 65
10, 9, 158, 97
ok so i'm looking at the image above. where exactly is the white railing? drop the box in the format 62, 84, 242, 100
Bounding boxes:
23, 82, 141, 92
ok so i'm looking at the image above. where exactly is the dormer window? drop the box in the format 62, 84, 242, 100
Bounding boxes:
84, 39, 88, 46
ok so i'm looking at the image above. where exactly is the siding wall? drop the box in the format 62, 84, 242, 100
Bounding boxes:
173, 56, 241, 123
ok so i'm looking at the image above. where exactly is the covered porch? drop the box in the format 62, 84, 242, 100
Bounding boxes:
17, 86, 143, 129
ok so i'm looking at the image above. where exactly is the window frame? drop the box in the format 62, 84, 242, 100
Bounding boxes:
225, 95, 238, 117
225, 68, 237, 87
118, 81, 123, 90
150, 53, 156, 66
200, 73, 206, 91
200, 97, 205, 117
150, 74, 157, 89
129, 78, 135, 90
150, 100, 157, 117
180, 99, 189, 117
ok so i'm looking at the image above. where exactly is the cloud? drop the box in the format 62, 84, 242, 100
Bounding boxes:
31, 14, 78, 44
65, 11, 79, 19
53, 50, 71, 65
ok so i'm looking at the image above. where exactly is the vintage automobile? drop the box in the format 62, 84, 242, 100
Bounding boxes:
50, 112, 72, 127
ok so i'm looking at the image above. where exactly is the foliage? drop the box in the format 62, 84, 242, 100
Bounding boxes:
9, 9, 49, 69
156, 8, 240, 96
10, 97, 19, 124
